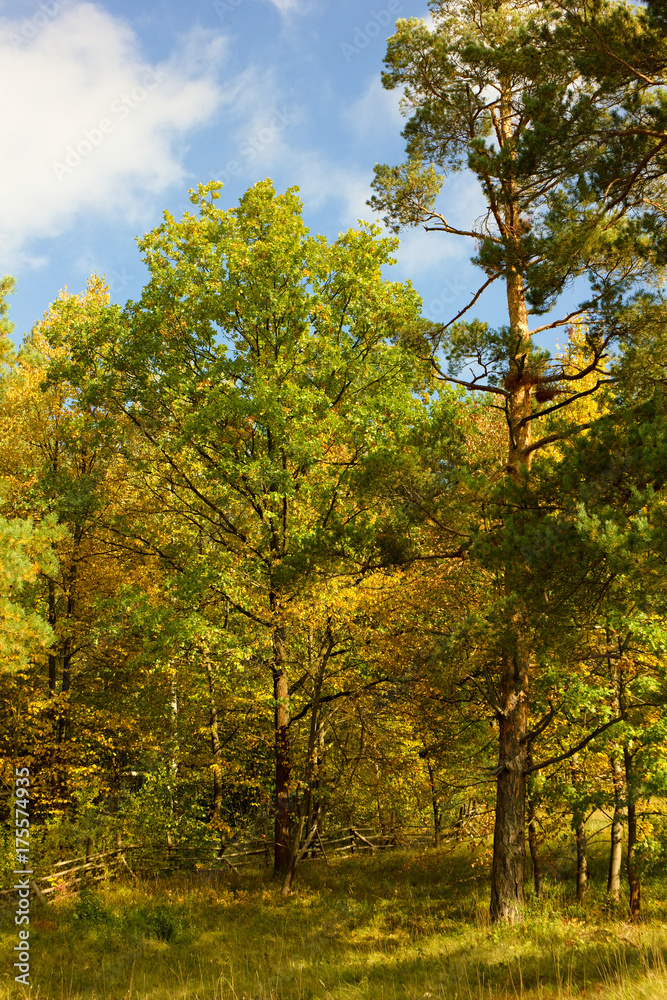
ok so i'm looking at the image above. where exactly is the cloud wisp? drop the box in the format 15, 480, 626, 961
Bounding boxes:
0, 2, 227, 269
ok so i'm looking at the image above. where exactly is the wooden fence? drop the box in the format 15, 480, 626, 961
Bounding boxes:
3, 809, 493, 899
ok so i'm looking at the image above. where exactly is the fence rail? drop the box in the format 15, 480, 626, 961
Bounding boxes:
2, 812, 493, 899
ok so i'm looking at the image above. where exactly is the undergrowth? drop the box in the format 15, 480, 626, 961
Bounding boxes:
1, 841, 666, 1000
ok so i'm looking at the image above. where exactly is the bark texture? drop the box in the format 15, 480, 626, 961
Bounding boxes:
624, 745, 641, 920
607, 754, 624, 902
273, 626, 291, 876
490, 642, 529, 924
575, 818, 588, 903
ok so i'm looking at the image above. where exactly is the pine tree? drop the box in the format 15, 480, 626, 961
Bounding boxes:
370, 0, 667, 921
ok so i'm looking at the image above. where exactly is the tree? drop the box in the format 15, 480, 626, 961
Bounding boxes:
0, 277, 65, 673
370, 0, 667, 921
47, 180, 424, 875
0, 278, 170, 824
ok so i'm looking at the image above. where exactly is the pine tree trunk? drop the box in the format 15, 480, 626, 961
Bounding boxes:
490, 642, 529, 923
624, 745, 641, 920
490, 151, 533, 919
273, 625, 291, 876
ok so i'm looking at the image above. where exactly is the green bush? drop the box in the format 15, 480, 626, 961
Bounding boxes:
72, 889, 111, 924
121, 902, 185, 942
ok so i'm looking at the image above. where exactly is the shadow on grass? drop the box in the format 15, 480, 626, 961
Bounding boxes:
1, 847, 666, 1000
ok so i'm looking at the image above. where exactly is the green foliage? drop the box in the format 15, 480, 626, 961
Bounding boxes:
72, 888, 111, 925
49, 180, 426, 604
72, 889, 186, 942
0, 513, 64, 671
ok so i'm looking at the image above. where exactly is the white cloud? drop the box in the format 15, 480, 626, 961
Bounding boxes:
275, 151, 374, 229
341, 74, 403, 141
0, 2, 228, 269
266, 0, 301, 11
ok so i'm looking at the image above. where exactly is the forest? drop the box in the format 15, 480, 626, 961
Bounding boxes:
3, 0, 667, 997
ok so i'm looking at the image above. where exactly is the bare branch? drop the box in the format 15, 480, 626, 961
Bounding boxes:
430, 273, 500, 334
521, 703, 554, 744
529, 308, 591, 336
423, 210, 502, 243
431, 369, 509, 397
521, 423, 591, 457
518, 379, 615, 426
526, 716, 623, 774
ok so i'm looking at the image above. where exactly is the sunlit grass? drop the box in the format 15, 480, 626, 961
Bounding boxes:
1, 844, 666, 999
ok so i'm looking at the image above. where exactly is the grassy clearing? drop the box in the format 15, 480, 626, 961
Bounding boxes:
1, 845, 667, 1000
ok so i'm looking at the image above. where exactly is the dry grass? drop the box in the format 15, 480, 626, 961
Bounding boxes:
1, 846, 666, 1000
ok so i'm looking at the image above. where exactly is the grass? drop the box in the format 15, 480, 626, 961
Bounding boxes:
1, 843, 667, 1000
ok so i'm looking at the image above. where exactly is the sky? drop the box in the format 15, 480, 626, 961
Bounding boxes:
0, 0, 566, 348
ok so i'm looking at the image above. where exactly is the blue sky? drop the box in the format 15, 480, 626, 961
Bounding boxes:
0, 0, 567, 348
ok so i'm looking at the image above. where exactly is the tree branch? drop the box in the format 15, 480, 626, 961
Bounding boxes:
431, 369, 509, 397
288, 677, 390, 727
521, 423, 591, 457
526, 716, 623, 774
518, 379, 615, 426
431, 273, 500, 335
521, 702, 554, 745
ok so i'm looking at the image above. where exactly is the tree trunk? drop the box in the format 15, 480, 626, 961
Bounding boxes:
490, 129, 533, 918
48, 578, 57, 696
311, 723, 326, 855
570, 758, 588, 904
575, 817, 588, 903
490, 639, 529, 924
204, 659, 224, 850
167, 672, 179, 814
373, 761, 386, 833
426, 759, 441, 848
527, 785, 542, 898
273, 625, 291, 876
281, 803, 321, 898
624, 744, 641, 920
607, 753, 624, 901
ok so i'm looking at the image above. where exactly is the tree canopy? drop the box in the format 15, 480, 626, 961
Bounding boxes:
1, 0, 667, 928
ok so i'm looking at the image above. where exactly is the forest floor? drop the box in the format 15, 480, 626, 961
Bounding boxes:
1, 841, 667, 1000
